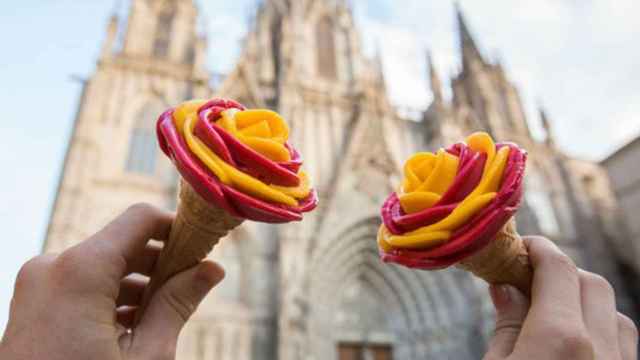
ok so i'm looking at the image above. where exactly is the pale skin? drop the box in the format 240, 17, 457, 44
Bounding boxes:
484, 236, 639, 360
0, 204, 637, 359
0, 204, 225, 360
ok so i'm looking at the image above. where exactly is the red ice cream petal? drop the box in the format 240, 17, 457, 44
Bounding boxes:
393, 202, 458, 233
157, 112, 239, 216
223, 187, 318, 223
194, 113, 236, 165
280, 144, 303, 173
211, 123, 301, 187
440, 151, 486, 204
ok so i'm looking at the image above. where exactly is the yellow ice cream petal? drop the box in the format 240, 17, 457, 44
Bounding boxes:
235, 109, 289, 143
404, 171, 422, 193
417, 149, 459, 194
466, 132, 496, 171
468, 146, 510, 198
240, 120, 272, 138
377, 226, 394, 253
410, 192, 497, 234
387, 230, 451, 250
271, 172, 311, 199
173, 99, 208, 134
399, 192, 441, 214
218, 109, 240, 134
413, 158, 435, 180
218, 109, 291, 162
478, 146, 510, 194
241, 137, 292, 162
183, 117, 230, 184
405, 152, 436, 179
401, 178, 413, 194
217, 161, 298, 206
403, 152, 435, 192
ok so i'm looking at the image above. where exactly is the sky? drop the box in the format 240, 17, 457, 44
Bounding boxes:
0, 0, 639, 331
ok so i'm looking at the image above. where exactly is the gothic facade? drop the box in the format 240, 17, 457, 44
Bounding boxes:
44, 1, 638, 359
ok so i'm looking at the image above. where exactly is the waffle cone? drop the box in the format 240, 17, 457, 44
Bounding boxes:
136, 180, 243, 323
456, 218, 532, 296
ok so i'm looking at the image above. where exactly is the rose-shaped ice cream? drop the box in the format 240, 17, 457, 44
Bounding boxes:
378, 132, 527, 270
157, 98, 318, 223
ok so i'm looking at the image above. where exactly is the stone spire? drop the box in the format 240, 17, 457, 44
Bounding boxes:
455, 2, 485, 70
100, 10, 119, 60
374, 42, 386, 88
494, 55, 506, 77
539, 106, 555, 146
427, 50, 443, 104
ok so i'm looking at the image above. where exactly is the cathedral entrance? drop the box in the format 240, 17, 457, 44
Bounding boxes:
331, 277, 396, 360
338, 343, 392, 360
302, 218, 488, 360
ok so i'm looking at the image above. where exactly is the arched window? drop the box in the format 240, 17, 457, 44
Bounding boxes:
316, 17, 337, 79
525, 171, 560, 235
126, 102, 163, 175
153, 10, 174, 58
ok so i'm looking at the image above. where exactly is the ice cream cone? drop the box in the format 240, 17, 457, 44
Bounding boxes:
136, 179, 243, 323
141, 98, 317, 325
456, 218, 532, 296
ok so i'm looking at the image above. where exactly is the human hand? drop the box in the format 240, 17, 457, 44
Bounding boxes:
483, 236, 638, 360
0, 203, 225, 360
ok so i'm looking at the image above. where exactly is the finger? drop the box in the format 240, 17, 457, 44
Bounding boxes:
116, 305, 138, 329
75, 204, 173, 278
523, 236, 583, 327
130, 261, 224, 356
579, 270, 620, 359
485, 284, 529, 358
125, 241, 163, 276
618, 313, 639, 360
116, 274, 149, 307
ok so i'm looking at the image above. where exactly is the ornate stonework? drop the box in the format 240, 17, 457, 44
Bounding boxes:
44, 1, 637, 359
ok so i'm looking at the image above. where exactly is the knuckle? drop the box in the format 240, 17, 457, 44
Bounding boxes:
126, 202, 155, 216
16, 255, 52, 285
618, 313, 639, 339
583, 272, 615, 296
160, 288, 196, 323
52, 248, 86, 277
546, 251, 578, 275
548, 328, 593, 358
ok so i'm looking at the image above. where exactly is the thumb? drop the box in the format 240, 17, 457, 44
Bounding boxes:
484, 284, 529, 359
130, 260, 224, 357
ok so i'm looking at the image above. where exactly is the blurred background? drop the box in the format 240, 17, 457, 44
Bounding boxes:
1, 0, 639, 359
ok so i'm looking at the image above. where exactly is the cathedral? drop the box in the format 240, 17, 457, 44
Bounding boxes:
43, 1, 638, 359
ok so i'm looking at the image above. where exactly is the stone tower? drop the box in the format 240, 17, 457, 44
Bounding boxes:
44, 0, 210, 253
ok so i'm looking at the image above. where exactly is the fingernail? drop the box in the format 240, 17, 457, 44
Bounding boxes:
490, 284, 512, 309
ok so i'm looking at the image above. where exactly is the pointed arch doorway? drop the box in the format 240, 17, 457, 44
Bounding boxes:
303, 217, 485, 360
